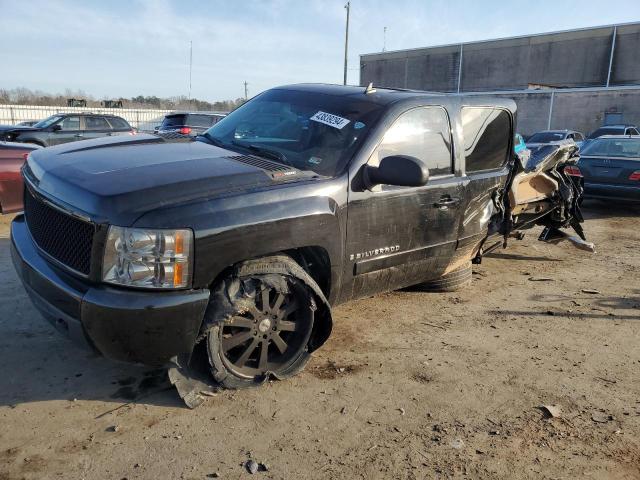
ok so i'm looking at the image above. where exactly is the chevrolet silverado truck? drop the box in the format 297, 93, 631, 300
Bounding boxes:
11, 84, 587, 395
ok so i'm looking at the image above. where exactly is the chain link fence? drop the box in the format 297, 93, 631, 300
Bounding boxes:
0, 104, 227, 133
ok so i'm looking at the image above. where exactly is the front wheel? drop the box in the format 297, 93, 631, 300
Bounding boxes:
204, 257, 317, 389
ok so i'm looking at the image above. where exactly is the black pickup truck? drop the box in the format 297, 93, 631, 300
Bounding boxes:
11, 84, 586, 394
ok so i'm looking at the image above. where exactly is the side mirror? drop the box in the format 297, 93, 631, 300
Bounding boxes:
51, 124, 62, 132
364, 155, 429, 188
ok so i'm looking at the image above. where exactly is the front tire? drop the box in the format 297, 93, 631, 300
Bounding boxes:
203, 256, 317, 389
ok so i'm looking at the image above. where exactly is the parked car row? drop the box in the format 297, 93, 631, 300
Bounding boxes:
0, 111, 228, 148
521, 125, 639, 204
0, 113, 135, 147
526, 125, 639, 147
572, 136, 640, 203
0, 111, 228, 212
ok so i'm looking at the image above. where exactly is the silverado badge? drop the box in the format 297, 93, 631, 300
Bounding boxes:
350, 245, 400, 261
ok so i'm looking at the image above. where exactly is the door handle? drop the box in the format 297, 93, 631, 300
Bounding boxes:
434, 196, 460, 208
74, 134, 84, 138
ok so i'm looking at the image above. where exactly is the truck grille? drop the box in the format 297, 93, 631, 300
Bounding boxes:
24, 188, 95, 275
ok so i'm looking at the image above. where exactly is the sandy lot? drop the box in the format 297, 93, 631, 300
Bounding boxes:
0, 200, 639, 480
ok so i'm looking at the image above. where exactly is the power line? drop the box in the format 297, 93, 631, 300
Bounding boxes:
343, 2, 350, 85
383, 26, 387, 52
188, 40, 193, 103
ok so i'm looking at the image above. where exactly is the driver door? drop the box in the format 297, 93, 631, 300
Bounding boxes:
344, 106, 463, 301
49, 116, 81, 145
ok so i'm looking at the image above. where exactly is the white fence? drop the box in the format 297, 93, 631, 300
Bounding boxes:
0, 104, 227, 132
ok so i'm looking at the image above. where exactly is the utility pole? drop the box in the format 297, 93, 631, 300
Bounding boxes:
383, 26, 387, 52
244, 81, 248, 100
188, 40, 193, 104
343, 2, 350, 85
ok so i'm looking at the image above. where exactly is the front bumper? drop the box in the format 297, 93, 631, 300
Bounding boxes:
11, 215, 210, 365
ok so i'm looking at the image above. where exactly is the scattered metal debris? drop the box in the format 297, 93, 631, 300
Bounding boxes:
246, 459, 259, 474
591, 412, 613, 423
539, 404, 562, 419
421, 322, 447, 330
449, 438, 465, 449
168, 356, 220, 409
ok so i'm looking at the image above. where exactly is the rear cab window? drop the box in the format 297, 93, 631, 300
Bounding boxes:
461, 107, 511, 173
368, 106, 453, 190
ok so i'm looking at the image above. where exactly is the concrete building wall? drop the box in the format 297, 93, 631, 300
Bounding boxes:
612, 23, 640, 85
359, 23, 640, 138
475, 88, 640, 137
406, 45, 461, 92
549, 89, 640, 135
360, 22, 638, 91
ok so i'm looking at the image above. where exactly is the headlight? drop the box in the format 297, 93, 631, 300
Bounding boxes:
102, 226, 193, 289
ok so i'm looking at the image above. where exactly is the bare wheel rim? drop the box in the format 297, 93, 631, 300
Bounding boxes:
219, 283, 312, 379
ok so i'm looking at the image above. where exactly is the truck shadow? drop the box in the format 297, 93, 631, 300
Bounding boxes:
490, 290, 640, 321
489, 309, 640, 321
485, 252, 562, 262
530, 291, 640, 310
0, 240, 185, 409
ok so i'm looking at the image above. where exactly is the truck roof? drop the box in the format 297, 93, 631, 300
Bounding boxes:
275, 83, 517, 111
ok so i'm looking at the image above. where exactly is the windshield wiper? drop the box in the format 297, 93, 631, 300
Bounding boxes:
197, 132, 227, 148
231, 141, 290, 166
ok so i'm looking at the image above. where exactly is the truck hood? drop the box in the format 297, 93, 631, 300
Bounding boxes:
25, 134, 310, 225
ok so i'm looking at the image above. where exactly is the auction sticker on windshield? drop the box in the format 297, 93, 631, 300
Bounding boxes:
310, 111, 350, 129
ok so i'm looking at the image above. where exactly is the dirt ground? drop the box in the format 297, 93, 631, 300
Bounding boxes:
0, 200, 639, 480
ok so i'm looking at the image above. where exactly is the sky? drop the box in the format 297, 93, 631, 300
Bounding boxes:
1, 0, 640, 102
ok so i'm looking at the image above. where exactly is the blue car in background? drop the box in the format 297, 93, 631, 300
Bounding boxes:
514, 133, 527, 155
578, 135, 640, 202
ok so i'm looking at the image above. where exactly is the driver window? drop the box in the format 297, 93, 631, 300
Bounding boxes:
368, 106, 452, 190
60, 116, 80, 131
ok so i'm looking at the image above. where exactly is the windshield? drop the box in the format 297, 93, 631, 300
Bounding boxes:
201, 88, 385, 176
33, 115, 63, 129
527, 132, 565, 143
581, 138, 640, 158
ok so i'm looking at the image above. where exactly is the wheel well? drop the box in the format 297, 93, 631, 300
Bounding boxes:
284, 246, 332, 299
206, 247, 332, 299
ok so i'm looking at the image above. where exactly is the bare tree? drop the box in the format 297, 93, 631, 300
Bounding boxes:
0, 87, 245, 112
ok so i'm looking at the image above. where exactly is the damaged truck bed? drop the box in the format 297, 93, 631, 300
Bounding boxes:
10, 84, 591, 406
